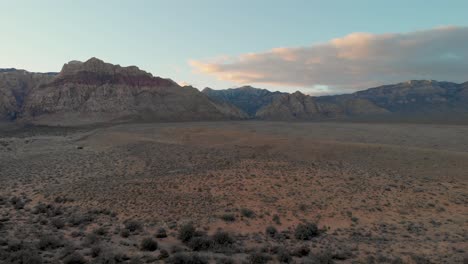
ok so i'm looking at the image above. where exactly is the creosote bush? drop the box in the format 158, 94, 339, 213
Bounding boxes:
140, 237, 158, 251
265, 226, 278, 237
294, 222, 319, 240
212, 231, 234, 246
124, 220, 143, 233
63, 252, 87, 264
220, 214, 236, 222
240, 208, 255, 218
178, 223, 196, 242
248, 252, 272, 264
167, 252, 208, 264
156, 227, 168, 238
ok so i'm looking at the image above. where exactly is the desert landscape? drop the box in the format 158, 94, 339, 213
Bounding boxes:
2, 2, 468, 263
0, 121, 466, 263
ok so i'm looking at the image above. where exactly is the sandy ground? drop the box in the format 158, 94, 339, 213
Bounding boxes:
0, 121, 467, 263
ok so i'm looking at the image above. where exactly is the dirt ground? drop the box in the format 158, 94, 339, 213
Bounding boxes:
0, 121, 467, 263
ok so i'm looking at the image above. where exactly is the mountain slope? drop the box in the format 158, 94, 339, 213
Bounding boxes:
0, 69, 56, 121
202, 86, 284, 117
20, 58, 246, 125
206, 81, 468, 121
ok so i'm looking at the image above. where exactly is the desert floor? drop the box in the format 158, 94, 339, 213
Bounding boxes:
0, 121, 467, 263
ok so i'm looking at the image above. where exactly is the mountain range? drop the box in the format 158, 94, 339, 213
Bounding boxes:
1, 57, 467, 125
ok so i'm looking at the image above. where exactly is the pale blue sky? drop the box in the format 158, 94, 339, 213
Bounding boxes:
1, 0, 467, 92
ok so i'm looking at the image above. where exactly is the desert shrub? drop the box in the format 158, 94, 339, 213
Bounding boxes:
273, 214, 281, 225
10, 196, 25, 210
248, 252, 272, 264
63, 252, 87, 264
220, 214, 236, 222
68, 214, 94, 227
140, 237, 158, 251
307, 251, 334, 264
51, 218, 65, 229
155, 228, 167, 238
292, 245, 310, 257
83, 233, 100, 246
159, 249, 170, 259
215, 256, 234, 264
212, 231, 234, 246
411, 255, 432, 264
32, 203, 48, 214
7, 241, 24, 252
241, 208, 255, 218
294, 222, 319, 240
124, 220, 143, 233
120, 229, 130, 238
33, 203, 62, 217
178, 223, 196, 242
188, 236, 213, 251
95, 252, 130, 263
93, 227, 108, 236
6, 249, 43, 264
277, 248, 292, 263
265, 226, 278, 237
90, 245, 102, 258
167, 252, 208, 264
37, 235, 64, 250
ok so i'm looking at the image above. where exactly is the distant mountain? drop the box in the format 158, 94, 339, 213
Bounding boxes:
1, 58, 246, 125
202, 86, 284, 117
0, 69, 56, 121
2, 59, 467, 125
205, 81, 468, 121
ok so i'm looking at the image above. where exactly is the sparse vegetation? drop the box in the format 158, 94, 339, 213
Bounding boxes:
220, 213, 236, 222
178, 223, 196, 242
241, 208, 255, 218
0, 122, 465, 264
294, 222, 319, 240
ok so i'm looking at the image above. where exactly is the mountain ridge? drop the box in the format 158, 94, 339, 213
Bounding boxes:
1, 58, 467, 125
1, 58, 247, 125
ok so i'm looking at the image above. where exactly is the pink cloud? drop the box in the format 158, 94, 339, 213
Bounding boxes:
190, 26, 468, 93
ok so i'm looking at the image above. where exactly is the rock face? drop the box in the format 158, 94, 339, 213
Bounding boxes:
202, 86, 284, 117
2, 58, 467, 124
19, 58, 246, 125
205, 81, 468, 121
0, 69, 56, 121
256, 92, 321, 120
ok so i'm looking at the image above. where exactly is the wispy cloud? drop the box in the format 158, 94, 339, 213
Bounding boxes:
190, 26, 468, 93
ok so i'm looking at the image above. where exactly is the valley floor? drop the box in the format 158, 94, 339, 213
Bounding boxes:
0, 121, 467, 263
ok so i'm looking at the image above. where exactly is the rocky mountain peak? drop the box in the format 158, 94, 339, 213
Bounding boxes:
52, 58, 176, 88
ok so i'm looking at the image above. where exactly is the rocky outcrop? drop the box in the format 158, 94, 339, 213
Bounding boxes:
202, 86, 284, 117
0, 69, 56, 121
2, 58, 467, 124
256, 92, 321, 120
206, 80, 468, 121
20, 58, 246, 125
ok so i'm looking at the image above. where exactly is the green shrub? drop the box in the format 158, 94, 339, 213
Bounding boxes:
294, 222, 319, 240
188, 236, 213, 251
265, 226, 278, 237
220, 214, 236, 222
248, 252, 271, 264
212, 231, 234, 246
240, 208, 255, 218
140, 237, 158, 251
124, 220, 143, 233
155, 227, 168, 238
63, 253, 87, 264
178, 223, 196, 242
167, 252, 208, 264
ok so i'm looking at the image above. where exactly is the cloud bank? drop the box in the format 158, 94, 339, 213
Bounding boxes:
190, 26, 468, 93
